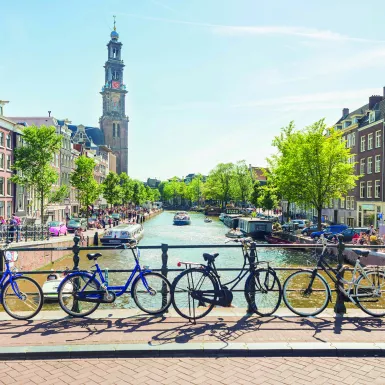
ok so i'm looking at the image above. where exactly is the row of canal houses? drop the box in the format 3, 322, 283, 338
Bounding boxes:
0, 100, 116, 225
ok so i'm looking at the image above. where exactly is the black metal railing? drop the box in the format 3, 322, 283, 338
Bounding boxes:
0, 225, 50, 243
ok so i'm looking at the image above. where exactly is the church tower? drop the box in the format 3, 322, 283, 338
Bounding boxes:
99, 17, 129, 174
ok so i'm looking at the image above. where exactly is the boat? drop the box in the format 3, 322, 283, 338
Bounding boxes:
100, 223, 144, 245
219, 213, 226, 222
204, 207, 222, 216
223, 214, 242, 228
173, 211, 191, 226
238, 218, 272, 239
264, 235, 293, 245
204, 218, 212, 223
42, 271, 72, 301
225, 228, 245, 239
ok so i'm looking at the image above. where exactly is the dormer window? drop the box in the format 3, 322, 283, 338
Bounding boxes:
343, 121, 351, 129
352, 117, 359, 124
335, 125, 342, 130
369, 111, 376, 123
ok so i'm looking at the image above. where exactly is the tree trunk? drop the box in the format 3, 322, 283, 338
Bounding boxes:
285, 201, 290, 224
40, 190, 44, 240
317, 206, 322, 230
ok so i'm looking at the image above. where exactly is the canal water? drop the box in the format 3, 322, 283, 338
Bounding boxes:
41, 211, 313, 311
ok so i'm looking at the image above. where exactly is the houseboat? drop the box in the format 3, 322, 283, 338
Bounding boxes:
238, 218, 272, 239
173, 211, 191, 226
223, 208, 242, 228
219, 213, 226, 222
100, 223, 144, 245
205, 207, 222, 216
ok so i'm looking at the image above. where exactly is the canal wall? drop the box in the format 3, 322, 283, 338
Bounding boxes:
275, 231, 385, 266
13, 209, 163, 271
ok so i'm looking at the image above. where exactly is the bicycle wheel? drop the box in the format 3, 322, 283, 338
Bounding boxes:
283, 270, 330, 316
172, 268, 218, 320
245, 268, 282, 316
132, 272, 172, 315
58, 273, 101, 317
2, 276, 43, 320
355, 271, 385, 317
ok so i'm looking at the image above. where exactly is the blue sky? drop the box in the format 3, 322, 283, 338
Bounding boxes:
2, 0, 385, 181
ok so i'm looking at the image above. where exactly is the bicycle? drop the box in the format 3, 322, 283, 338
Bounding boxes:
0, 242, 44, 320
171, 238, 282, 321
57, 240, 172, 317
283, 235, 385, 317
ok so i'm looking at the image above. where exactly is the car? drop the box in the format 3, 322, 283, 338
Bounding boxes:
301, 224, 326, 236
310, 224, 349, 240
67, 218, 87, 233
282, 219, 308, 231
48, 221, 67, 236
87, 217, 98, 229
326, 227, 368, 243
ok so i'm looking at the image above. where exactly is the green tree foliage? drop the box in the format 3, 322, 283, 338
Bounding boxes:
205, 163, 235, 208
70, 155, 99, 221
102, 171, 122, 207
120, 173, 134, 207
187, 174, 204, 204
268, 119, 358, 228
258, 185, 278, 214
132, 180, 147, 206
11, 125, 68, 223
152, 188, 161, 202
250, 180, 262, 209
232, 160, 253, 205
145, 185, 154, 202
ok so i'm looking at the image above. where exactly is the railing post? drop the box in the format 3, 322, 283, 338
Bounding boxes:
71, 235, 81, 314
161, 243, 169, 312
93, 232, 99, 246
247, 242, 256, 314
334, 234, 347, 315
33, 225, 36, 241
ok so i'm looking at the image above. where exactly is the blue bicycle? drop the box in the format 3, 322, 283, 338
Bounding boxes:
57, 241, 172, 317
0, 246, 44, 320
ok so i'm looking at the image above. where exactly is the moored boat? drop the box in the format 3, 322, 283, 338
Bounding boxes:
225, 228, 245, 239
264, 235, 292, 244
42, 271, 72, 301
238, 218, 272, 239
100, 223, 144, 245
219, 213, 226, 222
173, 211, 191, 226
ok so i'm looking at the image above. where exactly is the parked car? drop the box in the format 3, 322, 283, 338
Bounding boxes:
87, 217, 98, 229
282, 219, 308, 231
326, 227, 368, 243
48, 221, 68, 236
310, 224, 349, 240
301, 224, 326, 236
67, 218, 87, 233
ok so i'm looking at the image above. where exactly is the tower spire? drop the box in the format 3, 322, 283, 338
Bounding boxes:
113, 15, 116, 31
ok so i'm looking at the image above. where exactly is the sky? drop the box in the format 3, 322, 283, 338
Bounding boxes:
2, 0, 385, 181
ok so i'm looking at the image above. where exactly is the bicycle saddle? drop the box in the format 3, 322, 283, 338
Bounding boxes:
203, 253, 219, 262
87, 253, 102, 260
352, 249, 370, 257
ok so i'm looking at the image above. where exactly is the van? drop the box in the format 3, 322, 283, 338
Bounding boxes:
310, 224, 348, 240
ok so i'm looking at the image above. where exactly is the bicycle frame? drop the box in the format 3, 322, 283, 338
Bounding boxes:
0, 261, 23, 303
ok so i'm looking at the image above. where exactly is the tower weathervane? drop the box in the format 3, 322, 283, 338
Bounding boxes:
113, 15, 116, 31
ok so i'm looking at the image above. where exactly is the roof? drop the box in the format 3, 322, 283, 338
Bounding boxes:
6, 117, 57, 126
67, 125, 105, 146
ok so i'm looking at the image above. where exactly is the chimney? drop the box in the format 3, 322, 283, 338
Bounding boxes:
0, 101, 9, 116
342, 108, 349, 117
48, 110, 51, 117
383, 86, 385, 98
369, 95, 382, 110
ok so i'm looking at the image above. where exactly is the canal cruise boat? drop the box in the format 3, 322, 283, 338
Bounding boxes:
237, 218, 272, 239
100, 223, 144, 245
173, 211, 191, 226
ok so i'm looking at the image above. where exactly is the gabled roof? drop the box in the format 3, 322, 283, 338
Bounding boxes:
6, 116, 57, 127
335, 104, 369, 125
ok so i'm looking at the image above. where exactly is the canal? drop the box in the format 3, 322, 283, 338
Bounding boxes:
41, 211, 314, 311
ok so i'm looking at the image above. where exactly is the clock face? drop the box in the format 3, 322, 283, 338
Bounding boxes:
112, 81, 120, 89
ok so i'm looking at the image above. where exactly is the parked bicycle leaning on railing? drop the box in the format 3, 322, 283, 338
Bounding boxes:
171, 237, 282, 322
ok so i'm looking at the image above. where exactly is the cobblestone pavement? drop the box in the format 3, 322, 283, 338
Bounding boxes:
0, 314, 384, 347
0, 356, 384, 385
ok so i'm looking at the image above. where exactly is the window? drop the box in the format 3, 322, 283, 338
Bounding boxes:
351, 196, 355, 210
360, 158, 365, 174
0, 132, 4, 147
340, 197, 345, 208
6, 202, 11, 219
375, 180, 381, 198
367, 157, 373, 174
352, 132, 356, 146
369, 111, 376, 123
360, 182, 365, 198
343, 121, 351, 129
352, 117, 359, 124
375, 155, 381, 173
361, 136, 366, 152
6, 179, 11, 196
368, 133, 373, 150
367, 181, 372, 198
0, 178, 4, 196
6, 134, 11, 149
347, 134, 351, 148
376, 130, 381, 148
113, 123, 116, 137
6, 155, 11, 170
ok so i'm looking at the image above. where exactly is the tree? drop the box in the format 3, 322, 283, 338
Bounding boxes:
145, 185, 154, 202
187, 175, 204, 205
232, 160, 253, 206
258, 185, 278, 215
120, 172, 134, 207
102, 171, 122, 207
11, 125, 68, 224
152, 188, 161, 202
250, 180, 263, 210
132, 180, 147, 206
70, 155, 100, 222
268, 119, 358, 229
205, 163, 235, 208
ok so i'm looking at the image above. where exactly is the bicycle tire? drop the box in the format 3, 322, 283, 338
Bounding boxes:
2, 276, 44, 320
244, 268, 282, 316
171, 268, 218, 320
355, 270, 385, 317
58, 273, 101, 317
283, 270, 330, 317
132, 272, 172, 315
